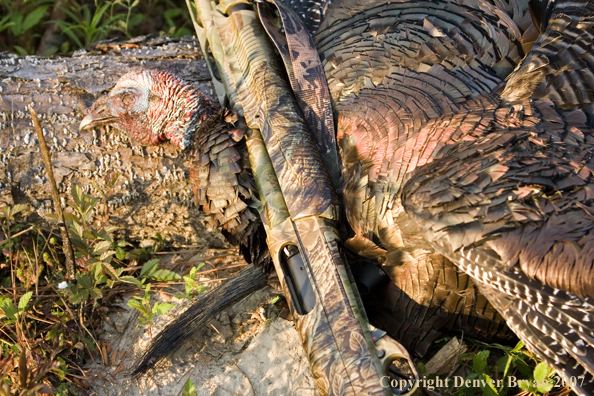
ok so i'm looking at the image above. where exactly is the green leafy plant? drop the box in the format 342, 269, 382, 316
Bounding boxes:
452, 340, 561, 396
111, 0, 141, 37
0, 0, 52, 55
67, 273, 102, 304
0, 14, 15, 35
57, 185, 123, 297
127, 284, 174, 336
55, 0, 124, 49
0, 180, 207, 393
2, 0, 194, 55
0, 292, 32, 325
8, 5, 49, 37
181, 379, 197, 396
160, 8, 192, 38
176, 263, 206, 300
518, 362, 554, 395
139, 258, 180, 283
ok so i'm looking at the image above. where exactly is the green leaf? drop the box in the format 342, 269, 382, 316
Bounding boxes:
163, 9, 182, 19
41, 46, 58, 56
117, 239, 129, 247
514, 354, 533, 378
0, 298, 18, 320
18, 291, 33, 313
70, 221, 85, 238
22, 5, 48, 32
13, 45, 29, 56
189, 267, 198, 279
153, 302, 174, 315
98, 228, 113, 243
495, 355, 508, 374
89, 287, 103, 299
533, 362, 554, 392
140, 258, 160, 278
93, 240, 111, 256
188, 263, 205, 278
118, 276, 144, 288
511, 340, 524, 352
116, 247, 126, 260
9, 13, 23, 35
479, 374, 498, 396
70, 289, 89, 304
519, 379, 537, 393
536, 379, 554, 393
149, 269, 181, 282
43, 212, 60, 224
533, 362, 551, 382
91, 3, 111, 30
417, 362, 426, 374
0, 15, 15, 33
473, 350, 489, 374
71, 185, 83, 208
182, 379, 197, 396
91, 261, 103, 280
182, 275, 196, 285
56, 21, 83, 49
104, 225, 119, 234
127, 299, 147, 314
77, 274, 92, 290
101, 262, 119, 280
100, 249, 116, 261
10, 204, 29, 216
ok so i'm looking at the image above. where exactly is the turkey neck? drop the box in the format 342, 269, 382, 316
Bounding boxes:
186, 109, 259, 246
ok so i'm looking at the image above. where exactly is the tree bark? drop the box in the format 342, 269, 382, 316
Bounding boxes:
0, 36, 228, 248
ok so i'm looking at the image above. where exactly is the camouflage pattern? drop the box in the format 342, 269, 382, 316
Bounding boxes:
258, 0, 341, 190
191, 0, 418, 394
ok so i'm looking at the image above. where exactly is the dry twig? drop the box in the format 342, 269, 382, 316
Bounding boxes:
28, 105, 76, 278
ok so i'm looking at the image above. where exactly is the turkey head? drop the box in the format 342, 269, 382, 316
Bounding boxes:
80, 69, 217, 149
80, 69, 266, 266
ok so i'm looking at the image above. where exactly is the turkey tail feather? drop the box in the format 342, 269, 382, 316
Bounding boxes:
131, 264, 268, 376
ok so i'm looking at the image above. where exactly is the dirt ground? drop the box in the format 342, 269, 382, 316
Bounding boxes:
85, 251, 317, 396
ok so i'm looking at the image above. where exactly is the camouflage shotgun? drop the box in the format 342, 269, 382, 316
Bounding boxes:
188, 0, 420, 394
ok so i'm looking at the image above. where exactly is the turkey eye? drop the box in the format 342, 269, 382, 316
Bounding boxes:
121, 93, 135, 107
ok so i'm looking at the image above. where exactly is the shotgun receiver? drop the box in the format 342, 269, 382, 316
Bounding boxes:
188, 1, 419, 394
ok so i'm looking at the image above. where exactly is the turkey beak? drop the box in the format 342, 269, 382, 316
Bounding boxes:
80, 96, 117, 131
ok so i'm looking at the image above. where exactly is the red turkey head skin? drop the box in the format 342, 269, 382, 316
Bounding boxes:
80, 69, 218, 149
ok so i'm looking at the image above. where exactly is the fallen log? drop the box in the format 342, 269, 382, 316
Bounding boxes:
0, 36, 228, 248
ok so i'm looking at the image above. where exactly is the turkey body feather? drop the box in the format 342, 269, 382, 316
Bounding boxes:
310, 0, 594, 392
314, 0, 538, 355
396, 0, 594, 393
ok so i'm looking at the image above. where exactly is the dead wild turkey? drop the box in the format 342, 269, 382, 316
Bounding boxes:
80, 0, 594, 393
